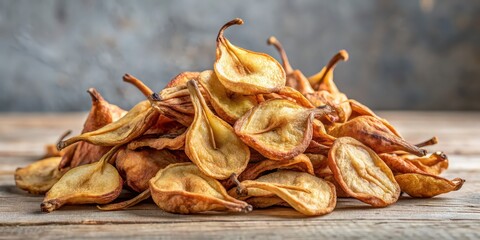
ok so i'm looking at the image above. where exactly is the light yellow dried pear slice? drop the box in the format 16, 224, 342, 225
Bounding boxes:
395, 173, 464, 198
214, 18, 286, 95
41, 146, 123, 212
240, 170, 336, 216
185, 80, 250, 180
15, 157, 63, 195
234, 99, 333, 160
328, 137, 400, 207
198, 70, 257, 124
149, 163, 252, 214
58, 100, 159, 149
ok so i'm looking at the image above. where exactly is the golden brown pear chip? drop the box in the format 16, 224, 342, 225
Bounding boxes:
59, 88, 126, 170
348, 99, 401, 137
198, 70, 257, 124
185, 80, 250, 180
329, 116, 426, 157
214, 18, 286, 95
328, 137, 400, 207
41, 147, 123, 212
222, 154, 314, 190
379, 153, 427, 175
149, 163, 252, 214
98, 189, 151, 211
166, 71, 200, 88
15, 157, 63, 195
395, 173, 464, 198
115, 148, 188, 192
240, 170, 336, 216
234, 99, 334, 160
58, 100, 159, 149
127, 130, 187, 151
401, 152, 449, 176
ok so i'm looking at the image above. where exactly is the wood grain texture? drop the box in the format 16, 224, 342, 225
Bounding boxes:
1, 112, 479, 239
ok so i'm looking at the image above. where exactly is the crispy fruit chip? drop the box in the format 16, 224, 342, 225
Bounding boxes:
15, 157, 63, 195
240, 170, 336, 216
235, 99, 333, 160
185, 80, 249, 179
149, 163, 252, 214
328, 137, 400, 207
58, 100, 159, 149
214, 18, 286, 95
395, 173, 464, 198
41, 147, 123, 212
198, 70, 257, 124
329, 116, 426, 156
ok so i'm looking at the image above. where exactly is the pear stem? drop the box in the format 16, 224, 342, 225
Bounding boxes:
216, 18, 244, 42
123, 74, 155, 100
86, 88, 105, 103
415, 136, 438, 148
267, 36, 293, 73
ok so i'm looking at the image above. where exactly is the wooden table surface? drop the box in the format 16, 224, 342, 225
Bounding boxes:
1, 112, 479, 239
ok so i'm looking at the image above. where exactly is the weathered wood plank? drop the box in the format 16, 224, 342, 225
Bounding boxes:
1, 220, 479, 240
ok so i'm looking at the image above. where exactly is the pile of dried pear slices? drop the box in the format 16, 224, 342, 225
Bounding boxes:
15, 18, 464, 216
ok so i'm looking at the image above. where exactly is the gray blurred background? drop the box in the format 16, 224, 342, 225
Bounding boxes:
1, 0, 479, 112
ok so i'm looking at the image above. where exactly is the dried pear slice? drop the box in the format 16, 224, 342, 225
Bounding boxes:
308, 50, 349, 92
98, 189, 151, 211
267, 36, 316, 95
329, 116, 426, 156
115, 148, 188, 192
149, 163, 252, 214
234, 99, 333, 160
245, 196, 287, 209
166, 71, 200, 88
58, 100, 159, 149
185, 80, 249, 180
402, 152, 449, 176
379, 153, 427, 175
59, 88, 126, 170
15, 157, 63, 195
214, 18, 286, 95
41, 146, 123, 212
127, 131, 187, 151
328, 137, 400, 207
198, 70, 257, 124
348, 99, 401, 137
395, 173, 464, 198
222, 154, 314, 190
241, 170, 336, 216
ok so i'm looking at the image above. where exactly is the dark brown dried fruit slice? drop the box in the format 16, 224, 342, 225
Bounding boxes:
115, 148, 188, 192
328, 137, 400, 207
